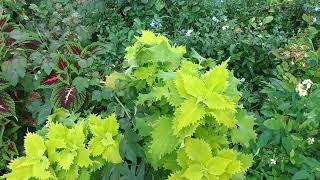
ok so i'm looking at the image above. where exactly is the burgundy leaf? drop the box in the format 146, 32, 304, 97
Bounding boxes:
88, 46, 98, 52
23, 40, 41, 49
59, 86, 77, 108
60, 74, 67, 81
58, 58, 67, 70
74, 62, 80, 70
69, 44, 81, 55
99, 70, 104, 77
0, 100, 9, 113
0, 16, 8, 28
6, 38, 16, 46
0, 78, 7, 84
3, 25, 14, 32
27, 92, 41, 101
28, 116, 36, 125
42, 72, 58, 85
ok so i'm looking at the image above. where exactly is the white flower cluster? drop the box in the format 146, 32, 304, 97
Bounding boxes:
307, 137, 315, 145
296, 79, 313, 97
185, 29, 193, 37
270, 159, 276, 165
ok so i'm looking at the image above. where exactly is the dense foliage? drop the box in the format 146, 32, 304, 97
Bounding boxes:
0, 0, 319, 179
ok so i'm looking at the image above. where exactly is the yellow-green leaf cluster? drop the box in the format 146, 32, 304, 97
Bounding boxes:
168, 138, 253, 180
3, 111, 123, 180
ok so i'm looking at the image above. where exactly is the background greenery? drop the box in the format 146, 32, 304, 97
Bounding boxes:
0, 0, 319, 179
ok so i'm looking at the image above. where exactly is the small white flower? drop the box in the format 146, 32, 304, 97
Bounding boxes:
185, 29, 193, 37
302, 79, 313, 89
240, 78, 245, 82
222, 15, 228, 22
295, 83, 304, 92
212, 16, 219, 23
150, 18, 161, 28
270, 159, 276, 165
222, 25, 229, 30
307, 137, 315, 145
312, 17, 317, 23
299, 89, 308, 97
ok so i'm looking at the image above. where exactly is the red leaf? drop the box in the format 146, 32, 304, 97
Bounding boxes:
42, 72, 58, 85
59, 86, 77, 108
28, 92, 41, 101
7, 142, 14, 151
69, 45, 81, 55
74, 62, 80, 70
28, 116, 36, 125
3, 25, 14, 32
60, 74, 67, 80
58, 58, 67, 70
88, 46, 98, 52
0, 100, 9, 113
6, 38, 16, 46
23, 40, 41, 49
0, 16, 8, 28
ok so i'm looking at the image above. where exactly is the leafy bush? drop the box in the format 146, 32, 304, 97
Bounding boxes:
1, 0, 320, 179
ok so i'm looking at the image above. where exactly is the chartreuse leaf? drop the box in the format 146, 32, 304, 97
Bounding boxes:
184, 138, 212, 164
46, 121, 92, 172
231, 110, 257, 147
168, 139, 253, 180
203, 61, 229, 93
210, 109, 236, 127
148, 116, 180, 167
3, 133, 53, 180
182, 74, 206, 97
88, 114, 123, 164
173, 98, 206, 135
182, 164, 203, 180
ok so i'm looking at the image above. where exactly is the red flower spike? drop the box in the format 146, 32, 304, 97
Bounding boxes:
42, 72, 59, 85
69, 44, 81, 55
58, 58, 67, 70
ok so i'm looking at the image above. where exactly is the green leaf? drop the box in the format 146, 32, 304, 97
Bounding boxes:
263, 118, 284, 130
1, 56, 27, 86
231, 110, 257, 147
73, 77, 90, 93
263, 16, 273, 24
292, 170, 310, 180
92, 90, 102, 102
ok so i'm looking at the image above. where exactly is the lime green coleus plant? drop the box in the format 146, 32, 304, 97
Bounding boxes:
2, 112, 123, 180
115, 31, 257, 179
